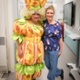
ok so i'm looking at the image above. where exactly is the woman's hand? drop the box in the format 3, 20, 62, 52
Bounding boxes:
58, 51, 62, 57
18, 44, 24, 58
58, 38, 63, 57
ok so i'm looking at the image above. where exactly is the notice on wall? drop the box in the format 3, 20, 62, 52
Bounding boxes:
17, 0, 25, 17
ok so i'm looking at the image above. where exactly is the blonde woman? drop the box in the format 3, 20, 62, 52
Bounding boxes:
42, 5, 64, 80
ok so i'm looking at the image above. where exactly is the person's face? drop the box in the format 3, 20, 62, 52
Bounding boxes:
46, 9, 54, 21
31, 13, 40, 22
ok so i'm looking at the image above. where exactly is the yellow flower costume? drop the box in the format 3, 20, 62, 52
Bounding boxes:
12, 0, 47, 80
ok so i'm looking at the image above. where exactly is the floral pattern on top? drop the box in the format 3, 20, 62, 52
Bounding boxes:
42, 19, 62, 51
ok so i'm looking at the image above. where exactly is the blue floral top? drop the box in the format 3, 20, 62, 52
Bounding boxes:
42, 19, 62, 51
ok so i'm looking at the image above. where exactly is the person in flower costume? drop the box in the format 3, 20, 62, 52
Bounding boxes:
12, 0, 47, 80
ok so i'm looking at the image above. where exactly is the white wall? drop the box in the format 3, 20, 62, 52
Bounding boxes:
65, 0, 74, 3
6, 0, 17, 72
0, 0, 7, 72
54, 0, 64, 21
75, 0, 80, 29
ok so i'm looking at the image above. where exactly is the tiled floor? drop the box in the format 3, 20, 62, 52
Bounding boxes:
0, 78, 6, 80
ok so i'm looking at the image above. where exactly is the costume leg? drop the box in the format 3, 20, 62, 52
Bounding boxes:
47, 50, 59, 80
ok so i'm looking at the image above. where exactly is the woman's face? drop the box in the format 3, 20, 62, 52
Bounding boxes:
31, 13, 40, 22
46, 9, 54, 21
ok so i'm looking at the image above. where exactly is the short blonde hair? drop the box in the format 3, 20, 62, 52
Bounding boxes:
45, 5, 55, 14
20, 7, 45, 20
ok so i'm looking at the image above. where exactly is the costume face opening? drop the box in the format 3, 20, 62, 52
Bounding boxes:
31, 12, 40, 22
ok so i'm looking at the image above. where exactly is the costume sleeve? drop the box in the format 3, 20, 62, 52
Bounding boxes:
13, 19, 27, 35
12, 18, 27, 43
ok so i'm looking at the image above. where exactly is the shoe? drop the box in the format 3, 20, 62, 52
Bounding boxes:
59, 69, 64, 79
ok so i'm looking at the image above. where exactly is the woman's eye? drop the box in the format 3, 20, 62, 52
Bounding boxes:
51, 13, 54, 14
47, 12, 53, 14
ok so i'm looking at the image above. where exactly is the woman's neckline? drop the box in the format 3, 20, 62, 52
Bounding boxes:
47, 20, 57, 25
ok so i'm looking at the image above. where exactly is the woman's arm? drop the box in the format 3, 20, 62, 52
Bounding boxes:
58, 38, 63, 57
